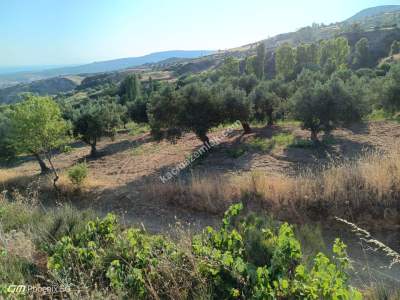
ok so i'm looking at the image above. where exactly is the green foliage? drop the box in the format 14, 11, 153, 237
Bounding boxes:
271, 132, 295, 147
235, 74, 258, 95
178, 83, 223, 144
250, 81, 281, 125
126, 122, 150, 136
389, 40, 400, 56
319, 37, 351, 74
254, 43, 266, 80
221, 57, 240, 77
192, 204, 361, 299
119, 74, 142, 104
68, 162, 88, 187
246, 137, 275, 152
353, 38, 372, 69
289, 138, 316, 149
380, 63, 400, 112
0, 202, 353, 299
276, 43, 297, 80
127, 96, 149, 123
0, 107, 16, 161
291, 70, 367, 140
149, 83, 223, 145
226, 133, 294, 159
148, 85, 182, 142
226, 145, 247, 159
219, 86, 251, 132
7, 95, 70, 172
8, 96, 70, 156
73, 100, 125, 156
295, 43, 319, 73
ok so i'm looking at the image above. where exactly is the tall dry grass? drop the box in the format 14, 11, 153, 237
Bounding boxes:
152, 146, 400, 224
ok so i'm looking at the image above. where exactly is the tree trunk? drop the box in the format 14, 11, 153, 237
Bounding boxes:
241, 121, 252, 134
33, 153, 50, 174
267, 109, 274, 126
90, 143, 97, 157
199, 134, 210, 148
45, 153, 60, 192
310, 130, 318, 142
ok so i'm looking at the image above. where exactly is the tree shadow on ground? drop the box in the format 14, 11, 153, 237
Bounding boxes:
78, 134, 152, 162
0, 140, 87, 168
282, 136, 377, 174
345, 122, 370, 135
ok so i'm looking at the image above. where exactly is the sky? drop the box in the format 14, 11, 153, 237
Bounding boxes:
0, 0, 399, 66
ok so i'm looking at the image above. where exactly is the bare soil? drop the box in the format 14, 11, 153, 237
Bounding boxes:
2, 121, 400, 232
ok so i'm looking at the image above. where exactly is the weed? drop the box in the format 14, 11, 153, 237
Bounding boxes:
67, 162, 88, 187
126, 122, 150, 136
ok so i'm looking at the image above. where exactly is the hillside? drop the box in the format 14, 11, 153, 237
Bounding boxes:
346, 5, 400, 22
0, 50, 213, 87
0, 76, 83, 104
2, 5, 400, 104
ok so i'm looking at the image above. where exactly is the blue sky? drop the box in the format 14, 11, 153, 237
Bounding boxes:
0, 0, 399, 66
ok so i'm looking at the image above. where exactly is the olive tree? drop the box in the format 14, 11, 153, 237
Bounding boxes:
73, 101, 125, 157
290, 75, 365, 141
220, 86, 252, 133
7, 96, 70, 188
177, 83, 222, 145
380, 63, 400, 113
0, 106, 16, 161
149, 83, 223, 146
250, 82, 280, 126
148, 85, 182, 142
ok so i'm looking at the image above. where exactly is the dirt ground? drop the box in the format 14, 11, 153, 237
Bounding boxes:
2, 120, 400, 232
3, 121, 400, 285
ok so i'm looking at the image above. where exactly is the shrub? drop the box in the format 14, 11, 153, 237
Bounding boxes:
272, 132, 295, 147
247, 137, 274, 152
47, 204, 361, 299
67, 163, 88, 187
291, 74, 366, 141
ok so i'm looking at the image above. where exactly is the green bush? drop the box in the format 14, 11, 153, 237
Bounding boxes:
67, 162, 88, 186
247, 137, 275, 152
226, 145, 247, 158
47, 204, 361, 299
271, 132, 295, 147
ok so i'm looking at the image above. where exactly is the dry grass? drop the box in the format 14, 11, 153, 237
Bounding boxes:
152, 145, 400, 225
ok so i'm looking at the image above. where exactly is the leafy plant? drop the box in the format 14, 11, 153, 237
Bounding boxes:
67, 162, 88, 187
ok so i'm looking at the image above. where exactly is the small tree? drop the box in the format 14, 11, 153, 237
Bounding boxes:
177, 83, 222, 145
68, 162, 88, 187
119, 74, 141, 104
127, 97, 149, 124
220, 57, 240, 77
250, 82, 280, 126
220, 86, 252, 133
253, 43, 266, 80
352, 38, 371, 69
380, 63, 400, 113
73, 101, 124, 157
291, 76, 364, 141
276, 43, 297, 80
236, 74, 258, 95
319, 37, 350, 74
389, 40, 400, 56
8, 96, 70, 188
148, 85, 182, 142
0, 107, 16, 161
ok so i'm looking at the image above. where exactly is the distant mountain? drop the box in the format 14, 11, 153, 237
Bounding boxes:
0, 65, 73, 75
346, 5, 400, 22
0, 76, 82, 104
0, 50, 213, 87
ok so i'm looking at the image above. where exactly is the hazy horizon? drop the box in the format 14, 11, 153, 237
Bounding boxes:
1, 0, 399, 67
